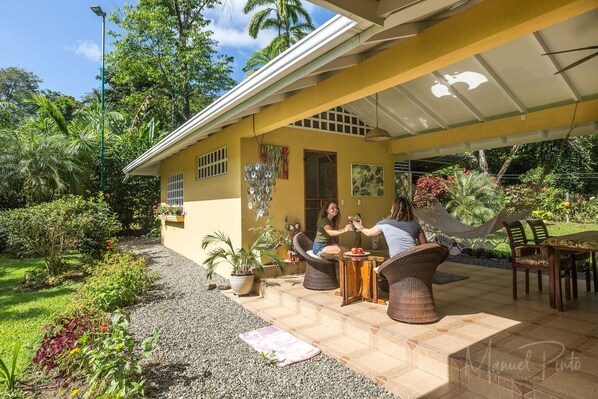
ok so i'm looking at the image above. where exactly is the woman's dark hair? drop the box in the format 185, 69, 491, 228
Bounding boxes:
318, 201, 341, 227
389, 197, 413, 221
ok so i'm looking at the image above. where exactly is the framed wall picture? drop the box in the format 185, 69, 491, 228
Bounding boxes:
351, 164, 384, 197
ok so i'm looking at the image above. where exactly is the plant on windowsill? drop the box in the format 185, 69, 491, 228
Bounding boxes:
201, 230, 285, 295
154, 203, 185, 222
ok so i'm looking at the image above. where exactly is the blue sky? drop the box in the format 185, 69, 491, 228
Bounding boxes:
0, 0, 334, 100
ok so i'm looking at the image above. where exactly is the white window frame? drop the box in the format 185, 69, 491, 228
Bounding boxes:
167, 172, 184, 206
197, 146, 228, 180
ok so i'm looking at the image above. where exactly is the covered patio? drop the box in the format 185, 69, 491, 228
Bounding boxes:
229, 261, 598, 398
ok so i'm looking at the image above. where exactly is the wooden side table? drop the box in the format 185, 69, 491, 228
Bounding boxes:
336, 255, 386, 306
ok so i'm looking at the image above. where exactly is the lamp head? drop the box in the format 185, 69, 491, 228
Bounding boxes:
364, 127, 392, 142
90, 6, 106, 17
365, 92, 392, 142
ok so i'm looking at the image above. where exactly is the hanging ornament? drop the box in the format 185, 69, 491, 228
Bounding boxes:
244, 161, 277, 220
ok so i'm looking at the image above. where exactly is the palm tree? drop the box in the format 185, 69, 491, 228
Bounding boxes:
0, 129, 83, 204
444, 170, 505, 226
243, 0, 315, 73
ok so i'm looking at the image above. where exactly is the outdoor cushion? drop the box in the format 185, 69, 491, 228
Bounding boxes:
516, 254, 547, 267
306, 250, 322, 259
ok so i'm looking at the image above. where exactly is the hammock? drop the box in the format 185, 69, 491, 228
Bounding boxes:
405, 103, 579, 241
412, 200, 532, 239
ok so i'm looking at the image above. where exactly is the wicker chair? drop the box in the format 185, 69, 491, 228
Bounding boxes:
293, 232, 339, 290
377, 243, 449, 324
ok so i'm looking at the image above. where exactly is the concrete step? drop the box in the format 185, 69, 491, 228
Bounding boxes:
223, 276, 474, 399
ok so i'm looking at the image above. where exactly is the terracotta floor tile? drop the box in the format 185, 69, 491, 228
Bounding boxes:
424, 333, 474, 355
350, 349, 409, 375
294, 323, 340, 343
318, 335, 370, 357
387, 367, 453, 398
230, 260, 598, 399
466, 344, 544, 381
452, 323, 504, 342
533, 368, 598, 399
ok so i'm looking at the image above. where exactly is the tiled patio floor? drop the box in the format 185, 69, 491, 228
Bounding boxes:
224, 261, 598, 399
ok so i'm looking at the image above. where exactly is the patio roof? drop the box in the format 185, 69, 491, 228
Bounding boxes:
125, 0, 598, 176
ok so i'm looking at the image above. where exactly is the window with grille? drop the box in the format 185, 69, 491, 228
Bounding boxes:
197, 146, 228, 180
167, 173, 183, 206
289, 106, 371, 137
395, 161, 411, 173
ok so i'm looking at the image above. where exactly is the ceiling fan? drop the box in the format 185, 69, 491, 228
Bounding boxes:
542, 45, 598, 74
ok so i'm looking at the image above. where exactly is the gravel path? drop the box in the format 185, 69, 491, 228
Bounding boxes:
122, 237, 398, 399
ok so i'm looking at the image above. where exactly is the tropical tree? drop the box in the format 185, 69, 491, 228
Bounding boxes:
0, 129, 84, 204
106, 0, 236, 130
243, 0, 315, 74
444, 170, 505, 226
0, 67, 41, 128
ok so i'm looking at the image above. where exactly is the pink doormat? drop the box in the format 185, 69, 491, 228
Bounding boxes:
239, 326, 320, 367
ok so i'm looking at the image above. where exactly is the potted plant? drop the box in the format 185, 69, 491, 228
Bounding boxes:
201, 230, 285, 295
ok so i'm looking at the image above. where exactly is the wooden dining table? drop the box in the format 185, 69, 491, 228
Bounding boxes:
543, 231, 598, 311
321, 253, 387, 306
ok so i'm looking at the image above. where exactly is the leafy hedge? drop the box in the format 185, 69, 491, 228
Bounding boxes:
0, 196, 120, 276
74, 252, 157, 312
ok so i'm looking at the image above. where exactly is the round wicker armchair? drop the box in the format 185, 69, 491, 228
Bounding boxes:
293, 232, 339, 290
377, 243, 449, 324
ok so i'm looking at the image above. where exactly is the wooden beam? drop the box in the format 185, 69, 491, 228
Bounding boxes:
255, 0, 598, 134
390, 98, 598, 154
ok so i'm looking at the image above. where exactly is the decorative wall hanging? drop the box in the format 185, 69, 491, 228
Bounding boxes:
244, 115, 277, 220
351, 164, 384, 197
244, 162, 276, 219
260, 144, 289, 179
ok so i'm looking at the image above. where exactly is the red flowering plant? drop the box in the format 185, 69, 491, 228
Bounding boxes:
413, 174, 448, 209
33, 315, 101, 383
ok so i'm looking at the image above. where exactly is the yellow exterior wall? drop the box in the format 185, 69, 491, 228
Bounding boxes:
158, 120, 397, 276
241, 126, 396, 251
159, 119, 251, 275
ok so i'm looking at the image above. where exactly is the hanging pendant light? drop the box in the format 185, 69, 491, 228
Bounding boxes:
364, 92, 392, 142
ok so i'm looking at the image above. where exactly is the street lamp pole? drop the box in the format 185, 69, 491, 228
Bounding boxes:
91, 5, 106, 191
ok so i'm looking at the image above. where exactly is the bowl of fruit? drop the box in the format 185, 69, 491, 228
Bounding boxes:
344, 247, 369, 257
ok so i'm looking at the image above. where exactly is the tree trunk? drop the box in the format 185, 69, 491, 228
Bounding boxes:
478, 150, 489, 173
496, 145, 520, 183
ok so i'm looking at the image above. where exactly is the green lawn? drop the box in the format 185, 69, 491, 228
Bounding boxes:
0, 255, 80, 372
488, 222, 598, 254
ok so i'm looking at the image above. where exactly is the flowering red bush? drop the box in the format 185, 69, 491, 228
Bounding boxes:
413, 174, 448, 207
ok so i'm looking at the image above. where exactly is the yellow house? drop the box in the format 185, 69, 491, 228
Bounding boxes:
124, 0, 598, 276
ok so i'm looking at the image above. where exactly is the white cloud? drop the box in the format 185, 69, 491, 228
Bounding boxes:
74, 40, 102, 62
205, 0, 310, 50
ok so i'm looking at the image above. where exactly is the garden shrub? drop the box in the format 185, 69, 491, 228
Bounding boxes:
574, 196, 598, 223
78, 310, 159, 399
32, 316, 98, 378
77, 252, 157, 312
0, 196, 120, 276
443, 170, 505, 225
